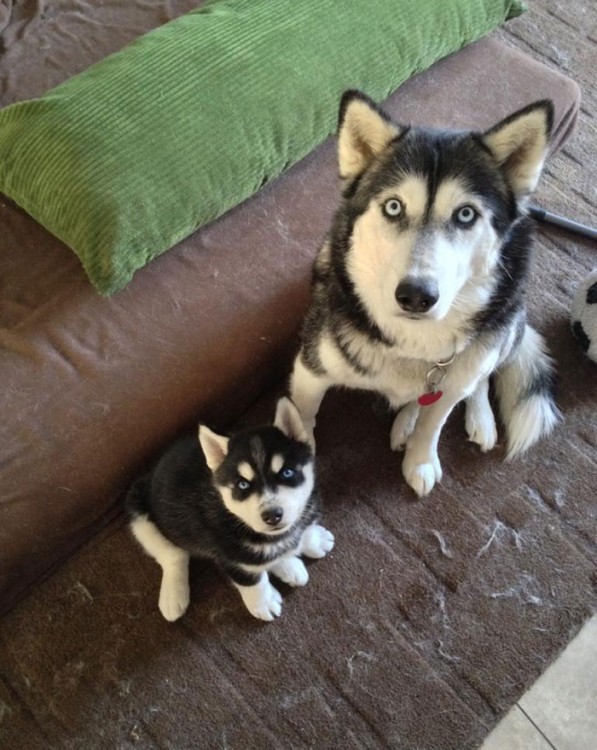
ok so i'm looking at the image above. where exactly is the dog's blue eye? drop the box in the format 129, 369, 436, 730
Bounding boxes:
454, 205, 478, 226
237, 479, 250, 491
383, 198, 403, 218
280, 468, 295, 479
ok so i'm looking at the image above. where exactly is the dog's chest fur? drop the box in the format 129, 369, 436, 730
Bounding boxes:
319, 327, 475, 406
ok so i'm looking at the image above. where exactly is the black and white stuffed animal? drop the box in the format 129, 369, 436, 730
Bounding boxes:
571, 269, 597, 363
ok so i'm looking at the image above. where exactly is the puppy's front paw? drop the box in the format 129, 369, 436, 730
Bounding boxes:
250, 583, 282, 621
390, 403, 420, 451
402, 451, 442, 497
270, 556, 309, 587
240, 580, 283, 621
159, 575, 190, 622
300, 524, 335, 559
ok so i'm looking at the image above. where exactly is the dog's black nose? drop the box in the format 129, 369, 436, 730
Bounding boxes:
395, 279, 439, 313
262, 507, 284, 526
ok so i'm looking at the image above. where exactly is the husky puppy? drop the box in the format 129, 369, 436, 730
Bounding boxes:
290, 90, 560, 497
126, 398, 334, 622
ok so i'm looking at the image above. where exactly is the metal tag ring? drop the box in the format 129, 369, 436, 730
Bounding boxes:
426, 365, 447, 390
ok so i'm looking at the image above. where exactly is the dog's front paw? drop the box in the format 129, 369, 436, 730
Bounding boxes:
159, 574, 190, 622
240, 579, 283, 621
270, 556, 309, 587
465, 401, 498, 452
300, 524, 335, 559
402, 451, 442, 497
390, 403, 420, 451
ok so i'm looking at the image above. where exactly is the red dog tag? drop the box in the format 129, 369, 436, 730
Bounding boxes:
418, 390, 443, 406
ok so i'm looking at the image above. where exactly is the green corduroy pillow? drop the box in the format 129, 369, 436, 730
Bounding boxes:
0, 0, 524, 295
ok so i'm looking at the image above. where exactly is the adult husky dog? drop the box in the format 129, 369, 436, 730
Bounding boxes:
290, 90, 560, 497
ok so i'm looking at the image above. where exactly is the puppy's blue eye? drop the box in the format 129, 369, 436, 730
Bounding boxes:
454, 205, 478, 226
383, 198, 403, 218
237, 479, 250, 491
280, 468, 295, 479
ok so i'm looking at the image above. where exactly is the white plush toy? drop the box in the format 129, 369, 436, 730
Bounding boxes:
570, 269, 597, 363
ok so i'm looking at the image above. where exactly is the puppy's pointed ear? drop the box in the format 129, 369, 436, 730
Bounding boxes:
274, 397, 308, 444
338, 90, 401, 180
198, 425, 229, 472
481, 100, 553, 200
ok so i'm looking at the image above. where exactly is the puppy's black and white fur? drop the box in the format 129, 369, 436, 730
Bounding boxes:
290, 91, 561, 497
126, 398, 334, 622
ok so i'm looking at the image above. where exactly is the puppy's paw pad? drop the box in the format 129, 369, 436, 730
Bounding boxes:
301, 524, 335, 558
272, 557, 309, 587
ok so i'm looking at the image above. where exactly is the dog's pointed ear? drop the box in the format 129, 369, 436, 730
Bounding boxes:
198, 425, 229, 472
273, 397, 308, 444
338, 90, 401, 180
481, 100, 553, 200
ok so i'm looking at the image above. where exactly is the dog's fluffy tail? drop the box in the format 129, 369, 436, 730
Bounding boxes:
494, 324, 561, 459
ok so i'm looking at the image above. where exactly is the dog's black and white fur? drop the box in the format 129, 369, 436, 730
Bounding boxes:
290, 91, 560, 497
126, 398, 334, 621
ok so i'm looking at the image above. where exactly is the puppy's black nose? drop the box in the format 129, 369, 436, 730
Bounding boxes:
261, 507, 284, 526
395, 278, 439, 313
